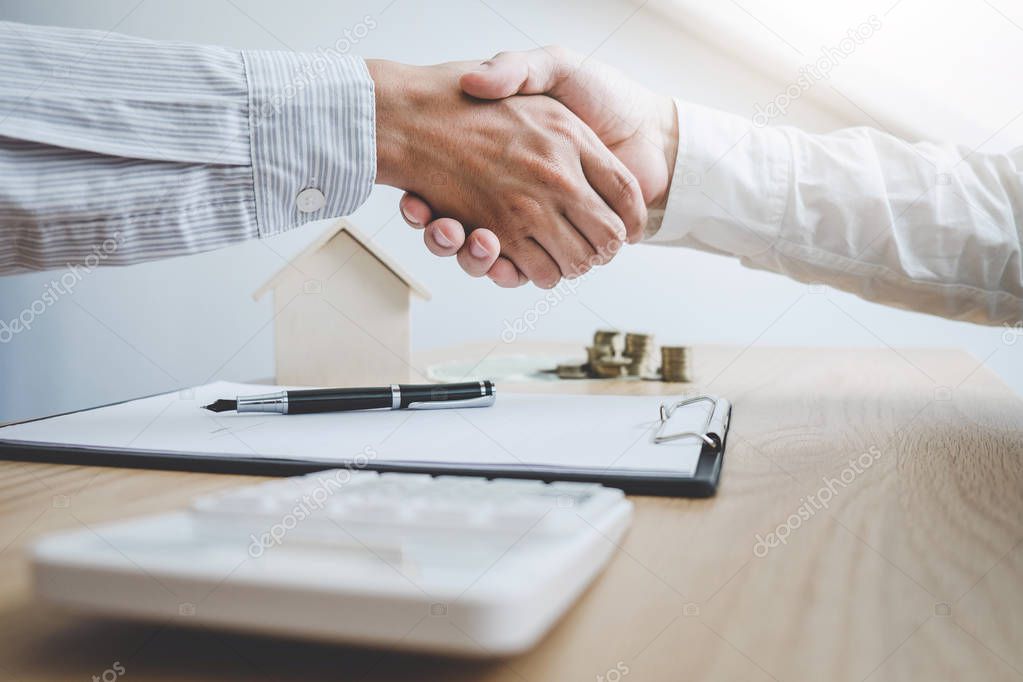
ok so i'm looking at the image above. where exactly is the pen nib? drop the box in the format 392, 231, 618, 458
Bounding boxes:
202, 399, 237, 413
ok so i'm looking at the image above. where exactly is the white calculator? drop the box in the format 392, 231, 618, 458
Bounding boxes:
31, 470, 633, 656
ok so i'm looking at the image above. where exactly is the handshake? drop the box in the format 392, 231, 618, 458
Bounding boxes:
368, 47, 678, 289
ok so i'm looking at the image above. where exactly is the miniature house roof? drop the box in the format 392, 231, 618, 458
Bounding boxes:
253, 219, 431, 301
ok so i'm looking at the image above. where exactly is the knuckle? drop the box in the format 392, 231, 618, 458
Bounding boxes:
503, 235, 530, 254
598, 212, 627, 242
592, 223, 625, 263
542, 45, 581, 75
617, 169, 640, 199
529, 99, 574, 135
615, 172, 647, 232
526, 157, 570, 191
550, 170, 577, 196
613, 168, 643, 209
500, 96, 532, 120
505, 194, 543, 219
566, 259, 593, 279
597, 241, 621, 265
516, 251, 560, 289
536, 270, 560, 289
551, 117, 583, 145
591, 246, 614, 267
547, 110, 577, 137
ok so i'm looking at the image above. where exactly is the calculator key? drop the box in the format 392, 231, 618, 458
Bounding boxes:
191, 470, 621, 540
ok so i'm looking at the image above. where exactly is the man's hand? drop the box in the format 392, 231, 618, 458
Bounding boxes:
368, 59, 646, 288
398, 47, 679, 287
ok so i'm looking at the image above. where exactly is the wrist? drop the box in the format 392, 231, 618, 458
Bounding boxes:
367, 59, 415, 188
649, 97, 679, 211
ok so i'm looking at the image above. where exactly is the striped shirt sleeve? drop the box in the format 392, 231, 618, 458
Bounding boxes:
0, 21, 376, 274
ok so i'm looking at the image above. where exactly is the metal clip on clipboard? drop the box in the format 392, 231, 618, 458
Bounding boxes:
654, 395, 729, 451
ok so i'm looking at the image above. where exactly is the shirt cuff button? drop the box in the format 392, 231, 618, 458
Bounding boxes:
296, 187, 326, 213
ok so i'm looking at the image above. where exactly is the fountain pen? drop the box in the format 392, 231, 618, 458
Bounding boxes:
202, 381, 496, 415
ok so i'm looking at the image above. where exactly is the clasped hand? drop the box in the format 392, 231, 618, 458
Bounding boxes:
369, 49, 676, 289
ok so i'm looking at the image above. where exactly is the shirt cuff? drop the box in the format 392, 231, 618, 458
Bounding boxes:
648, 100, 790, 258
242, 50, 376, 237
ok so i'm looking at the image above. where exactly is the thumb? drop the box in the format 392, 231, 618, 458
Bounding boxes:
460, 48, 574, 99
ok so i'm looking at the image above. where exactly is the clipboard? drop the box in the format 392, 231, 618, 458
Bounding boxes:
0, 384, 731, 497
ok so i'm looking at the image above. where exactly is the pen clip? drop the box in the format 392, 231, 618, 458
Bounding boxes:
406, 394, 496, 409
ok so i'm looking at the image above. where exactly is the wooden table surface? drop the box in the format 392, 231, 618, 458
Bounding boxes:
1, 343, 1021, 682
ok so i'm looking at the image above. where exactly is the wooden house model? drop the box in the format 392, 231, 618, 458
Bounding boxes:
253, 219, 430, 387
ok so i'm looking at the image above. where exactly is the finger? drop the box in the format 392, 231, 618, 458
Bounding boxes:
455, 228, 500, 277
559, 138, 629, 258
505, 237, 562, 290
462, 48, 612, 146
562, 197, 627, 268
487, 256, 528, 288
460, 47, 580, 100
531, 213, 598, 279
579, 136, 647, 244
399, 192, 435, 228
423, 218, 466, 257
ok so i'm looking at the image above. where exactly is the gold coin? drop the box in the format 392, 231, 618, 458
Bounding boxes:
556, 363, 589, 379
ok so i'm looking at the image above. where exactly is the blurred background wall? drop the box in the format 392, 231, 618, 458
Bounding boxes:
1, 0, 1021, 421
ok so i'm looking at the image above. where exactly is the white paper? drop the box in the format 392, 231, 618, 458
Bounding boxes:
0, 382, 715, 476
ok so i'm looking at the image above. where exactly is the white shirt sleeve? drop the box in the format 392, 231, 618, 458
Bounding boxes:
648, 100, 1023, 326
0, 21, 376, 274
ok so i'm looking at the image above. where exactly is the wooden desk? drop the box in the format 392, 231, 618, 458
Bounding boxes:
1, 344, 1020, 681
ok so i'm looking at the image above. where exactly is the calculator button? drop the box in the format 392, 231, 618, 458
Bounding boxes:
191, 470, 621, 540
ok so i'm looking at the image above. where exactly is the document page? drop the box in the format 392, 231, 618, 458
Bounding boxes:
0, 382, 717, 476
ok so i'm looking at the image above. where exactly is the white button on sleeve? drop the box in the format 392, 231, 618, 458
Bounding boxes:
242, 50, 376, 237
296, 187, 326, 213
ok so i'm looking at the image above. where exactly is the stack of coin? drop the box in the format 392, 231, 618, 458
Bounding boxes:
551, 330, 691, 381
660, 346, 692, 382
587, 343, 609, 366
623, 333, 658, 377
592, 330, 625, 357
587, 343, 631, 378
591, 356, 631, 378
555, 363, 588, 379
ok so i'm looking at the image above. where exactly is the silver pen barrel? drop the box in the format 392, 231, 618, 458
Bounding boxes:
235, 391, 289, 414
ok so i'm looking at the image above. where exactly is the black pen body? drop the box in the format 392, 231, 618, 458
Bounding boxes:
283, 381, 495, 414
285, 386, 392, 414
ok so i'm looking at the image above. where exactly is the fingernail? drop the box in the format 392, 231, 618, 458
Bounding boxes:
470, 239, 490, 259
400, 206, 420, 227
433, 229, 454, 248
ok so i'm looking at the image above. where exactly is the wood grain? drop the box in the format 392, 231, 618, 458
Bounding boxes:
0, 343, 1020, 682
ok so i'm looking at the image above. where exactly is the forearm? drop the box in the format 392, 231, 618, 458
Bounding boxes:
651, 101, 1023, 325
0, 21, 375, 274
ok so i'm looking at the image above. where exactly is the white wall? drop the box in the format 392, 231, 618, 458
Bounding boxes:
1, 0, 1020, 422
